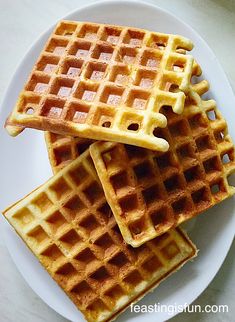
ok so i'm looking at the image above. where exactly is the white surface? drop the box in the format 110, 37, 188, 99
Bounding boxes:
0, 1, 235, 322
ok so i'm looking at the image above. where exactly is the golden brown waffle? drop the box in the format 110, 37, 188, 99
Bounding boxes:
45, 131, 94, 173
90, 81, 235, 246
6, 20, 194, 151
44, 60, 202, 175
3, 150, 197, 322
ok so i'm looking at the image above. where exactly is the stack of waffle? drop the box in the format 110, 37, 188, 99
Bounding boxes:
2, 21, 235, 322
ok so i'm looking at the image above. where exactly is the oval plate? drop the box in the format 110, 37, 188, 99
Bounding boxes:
0, 1, 235, 322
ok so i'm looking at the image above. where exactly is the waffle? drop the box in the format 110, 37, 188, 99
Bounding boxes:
45, 131, 94, 173
6, 20, 194, 151
44, 61, 202, 175
90, 80, 235, 246
2, 150, 197, 322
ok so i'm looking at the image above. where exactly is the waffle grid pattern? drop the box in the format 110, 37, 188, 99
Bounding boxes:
44, 61, 202, 175
3, 151, 196, 322
90, 81, 235, 246
6, 20, 194, 151
45, 131, 94, 173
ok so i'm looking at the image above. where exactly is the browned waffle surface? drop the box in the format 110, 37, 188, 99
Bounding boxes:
6, 20, 194, 151
2, 150, 197, 322
45, 131, 94, 173
90, 82, 235, 246
44, 60, 202, 175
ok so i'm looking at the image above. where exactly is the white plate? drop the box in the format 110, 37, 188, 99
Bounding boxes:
0, 1, 235, 321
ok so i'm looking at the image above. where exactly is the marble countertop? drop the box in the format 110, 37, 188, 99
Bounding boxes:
0, 0, 234, 321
